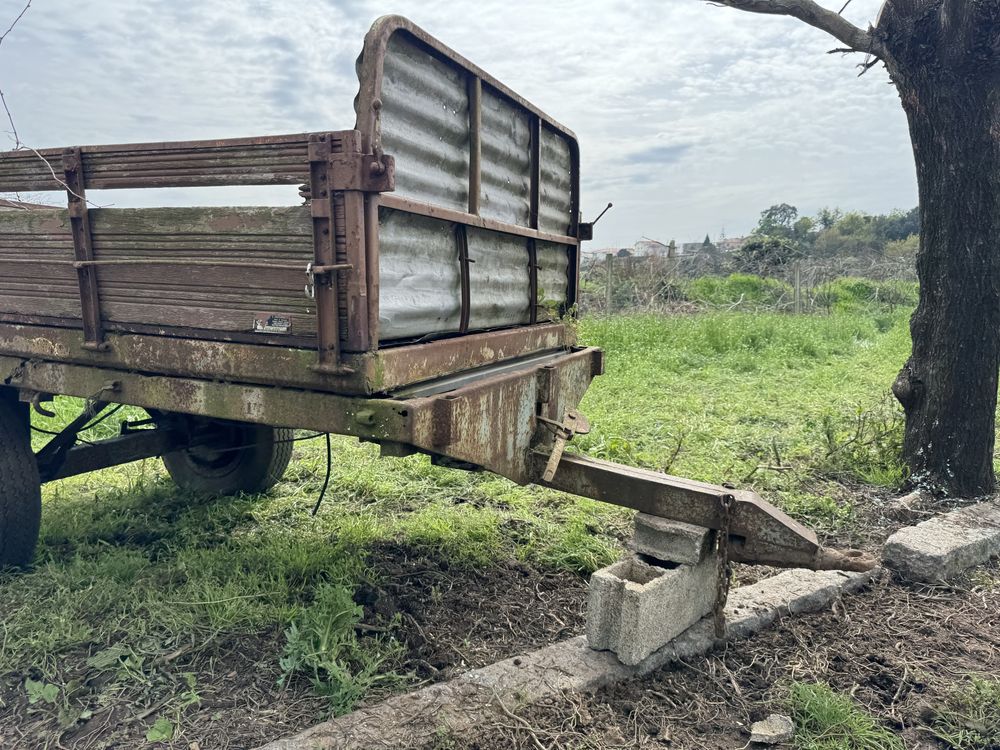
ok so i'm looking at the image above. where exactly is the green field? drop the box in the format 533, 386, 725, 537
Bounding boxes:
0, 308, 916, 740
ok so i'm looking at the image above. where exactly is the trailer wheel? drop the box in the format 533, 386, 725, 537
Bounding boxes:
161, 418, 294, 496
0, 397, 42, 569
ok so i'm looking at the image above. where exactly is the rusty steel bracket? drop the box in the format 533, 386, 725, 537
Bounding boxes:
62, 148, 109, 353
538, 410, 591, 482
328, 152, 395, 193
532, 451, 877, 572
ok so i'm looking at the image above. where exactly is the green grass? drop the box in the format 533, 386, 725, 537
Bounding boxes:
931, 677, 1000, 749
1, 308, 916, 723
575, 311, 910, 529
789, 682, 905, 750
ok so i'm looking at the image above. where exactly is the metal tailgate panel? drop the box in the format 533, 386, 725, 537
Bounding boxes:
356, 16, 580, 345
479, 87, 531, 226
379, 33, 470, 212
378, 207, 461, 339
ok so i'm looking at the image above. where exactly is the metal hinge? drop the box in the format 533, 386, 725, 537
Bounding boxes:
328, 152, 396, 193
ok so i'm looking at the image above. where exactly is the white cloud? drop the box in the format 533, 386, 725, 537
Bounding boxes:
1, 0, 914, 246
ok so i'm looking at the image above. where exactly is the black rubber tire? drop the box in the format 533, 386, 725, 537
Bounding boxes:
0, 397, 42, 569
161, 419, 294, 496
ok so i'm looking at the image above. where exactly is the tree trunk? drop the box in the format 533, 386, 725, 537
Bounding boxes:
885, 5, 1000, 497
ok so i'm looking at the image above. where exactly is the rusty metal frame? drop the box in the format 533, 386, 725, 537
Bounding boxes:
0, 320, 573, 395
1, 346, 872, 572
308, 134, 346, 374
62, 148, 106, 352
0, 15, 583, 393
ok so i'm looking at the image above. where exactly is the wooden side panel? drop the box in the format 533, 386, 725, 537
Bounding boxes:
0, 133, 315, 192
89, 206, 316, 337
0, 208, 78, 319
0, 206, 318, 339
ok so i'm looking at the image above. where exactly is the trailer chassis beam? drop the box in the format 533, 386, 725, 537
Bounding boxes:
533, 451, 876, 572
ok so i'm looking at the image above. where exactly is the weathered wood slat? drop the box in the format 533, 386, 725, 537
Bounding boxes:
89, 206, 312, 236
0, 132, 327, 192
100, 301, 317, 336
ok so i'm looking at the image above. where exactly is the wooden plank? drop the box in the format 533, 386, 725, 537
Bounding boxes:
0, 132, 327, 192
89, 205, 312, 237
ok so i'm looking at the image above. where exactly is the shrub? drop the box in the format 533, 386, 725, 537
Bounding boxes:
687, 273, 793, 308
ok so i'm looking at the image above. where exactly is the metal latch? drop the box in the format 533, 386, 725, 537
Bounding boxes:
538, 410, 591, 482
578, 202, 613, 241
305, 261, 354, 299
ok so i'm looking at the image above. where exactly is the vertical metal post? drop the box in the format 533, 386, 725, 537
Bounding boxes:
308, 134, 344, 374
529, 116, 547, 319
457, 224, 471, 333
529, 116, 541, 231
62, 148, 107, 351
528, 239, 539, 324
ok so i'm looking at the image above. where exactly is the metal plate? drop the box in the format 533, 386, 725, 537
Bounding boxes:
378, 207, 461, 340
467, 227, 530, 330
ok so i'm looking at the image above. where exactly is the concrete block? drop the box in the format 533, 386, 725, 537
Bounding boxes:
633, 513, 715, 564
586, 554, 718, 666
883, 500, 1000, 582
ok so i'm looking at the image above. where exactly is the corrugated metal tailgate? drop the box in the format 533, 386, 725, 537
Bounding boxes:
356, 17, 580, 345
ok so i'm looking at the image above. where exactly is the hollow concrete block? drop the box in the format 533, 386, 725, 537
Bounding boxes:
586, 553, 718, 666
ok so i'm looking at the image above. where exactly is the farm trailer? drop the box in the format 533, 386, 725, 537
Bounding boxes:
0, 16, 873, 580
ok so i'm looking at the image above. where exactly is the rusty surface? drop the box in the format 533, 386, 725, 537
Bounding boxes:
0, 321, 573, 396
404, 347, 600, 483
0, 344, 599, 488
534, 452, 876, 571
62, 149, 106, 351
308, 134, 345, 373
377, 194, 578, 246
1, 357, 412, 442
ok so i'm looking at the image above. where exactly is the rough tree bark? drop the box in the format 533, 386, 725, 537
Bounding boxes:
706, 0, 1000, 497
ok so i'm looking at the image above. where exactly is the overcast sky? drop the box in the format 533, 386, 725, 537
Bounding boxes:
1, 0, 915, 248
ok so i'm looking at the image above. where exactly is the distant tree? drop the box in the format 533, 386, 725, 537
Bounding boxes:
754, 203, 799, 238
705, 0, 1000, 497
873, 207, 920, 242
816, 207, 842, 231
694, 234, 722, 274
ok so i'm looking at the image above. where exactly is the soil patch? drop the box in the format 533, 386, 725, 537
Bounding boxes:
459, 563, 1000, 749
0, 547, 587, 750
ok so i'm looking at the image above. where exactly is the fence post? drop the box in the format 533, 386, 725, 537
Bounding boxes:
794, 260, 802, 314
605, 252, 614, 314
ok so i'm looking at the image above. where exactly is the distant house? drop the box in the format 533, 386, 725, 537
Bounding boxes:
716, 236, 746, 253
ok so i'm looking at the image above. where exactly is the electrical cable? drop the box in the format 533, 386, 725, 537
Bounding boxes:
311, 433, 333, 516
